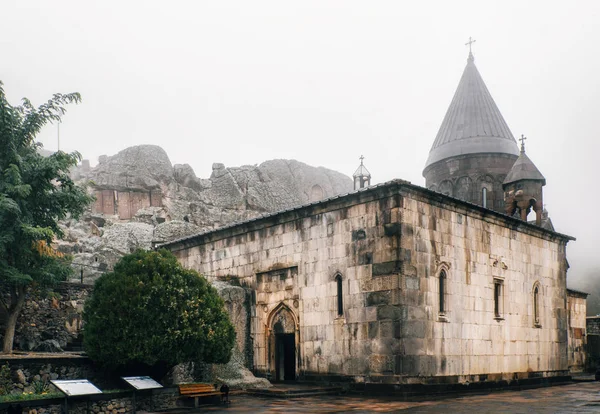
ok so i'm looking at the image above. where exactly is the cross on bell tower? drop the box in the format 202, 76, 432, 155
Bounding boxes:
503, 135, 547, 226
519, 134, 527, 153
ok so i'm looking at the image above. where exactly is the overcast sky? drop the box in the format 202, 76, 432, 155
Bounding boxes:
2, 1, 599, 286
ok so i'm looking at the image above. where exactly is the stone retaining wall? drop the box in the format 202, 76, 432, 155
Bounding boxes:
1, 357, 96, 395
0, 282, 93, 353
1, 388, 179, 414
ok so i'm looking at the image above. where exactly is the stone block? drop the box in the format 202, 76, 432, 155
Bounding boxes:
402, 320, 427, 338
383, 223, 401, 237
403, 264, 418, 277
366, 291, 391, 306
380, 320, 394, 338
372, 261, 401, 276
405, 276, 420, 290
365, 306, 378, 322
398, 248, 412, 262
377, 305, 403, 321
369, 354, 394, 374
368, 321, 379, 339
394, 320, 403, 338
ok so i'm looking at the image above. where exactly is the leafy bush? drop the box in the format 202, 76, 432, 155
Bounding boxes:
83, 249, 236, 377
0, 364, 11, 395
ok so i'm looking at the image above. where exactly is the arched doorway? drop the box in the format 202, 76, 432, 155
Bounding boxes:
267, 304, 297, 381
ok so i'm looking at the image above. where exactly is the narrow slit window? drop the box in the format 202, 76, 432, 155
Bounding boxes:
534, 285, 540, 325
336, 275, 343, 316
439, 270, 446, 314
494, 279, 504, 318
482, 187, 488, 208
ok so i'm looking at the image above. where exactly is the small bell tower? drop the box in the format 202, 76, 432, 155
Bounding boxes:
353, 155, 371, 190
502, 135, 546, 225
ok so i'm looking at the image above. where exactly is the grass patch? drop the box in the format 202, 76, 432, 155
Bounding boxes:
0, 392, 63, 403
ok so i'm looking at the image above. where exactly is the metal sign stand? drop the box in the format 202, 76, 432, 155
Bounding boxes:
121, 376, 163, 414
50, 379, 103, 414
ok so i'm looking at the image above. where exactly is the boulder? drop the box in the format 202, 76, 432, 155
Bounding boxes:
34, 339, 63, 353
15, 369, 26, 384
174, 163, 206, 192
100, 222, 155, 255
153, 220, 200, 243
89, 145, 173, 191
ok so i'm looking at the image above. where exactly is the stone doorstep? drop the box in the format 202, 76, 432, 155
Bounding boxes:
246, 385, 343, 398
570, 374, 596, 382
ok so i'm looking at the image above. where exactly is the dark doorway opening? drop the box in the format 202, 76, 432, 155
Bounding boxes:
275, 333, 295, 381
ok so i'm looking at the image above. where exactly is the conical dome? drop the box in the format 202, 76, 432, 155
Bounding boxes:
424, 53, 520, 169
503, 150, 546, 186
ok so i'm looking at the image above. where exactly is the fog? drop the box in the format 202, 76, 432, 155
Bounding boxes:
3, 1, 599, 308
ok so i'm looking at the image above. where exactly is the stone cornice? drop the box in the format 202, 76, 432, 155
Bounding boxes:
159, 179, 574, 252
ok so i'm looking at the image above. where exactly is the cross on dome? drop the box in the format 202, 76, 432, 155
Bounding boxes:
465, 36, 476, 52
465, 37, 476, 62
519, 134, 527, 153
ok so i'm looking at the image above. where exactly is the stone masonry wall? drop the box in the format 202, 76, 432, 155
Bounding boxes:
171, 187, 402, 381
1, 389, 179, 414
423, 153, 518, 213
169, 183, 572, 384
567, 292, 587, 372
399, 189, 569, 382
0, 357, 96, 395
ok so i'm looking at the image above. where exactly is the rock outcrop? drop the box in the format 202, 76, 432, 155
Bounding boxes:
89, 145, 174, 191
208, 281, 271, 389
61, 145, 353, 282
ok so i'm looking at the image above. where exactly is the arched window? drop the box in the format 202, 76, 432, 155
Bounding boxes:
335, 274, 343, 316
439, 270, 446, 314
482, 187, 488, 208
533, 284, 541, 326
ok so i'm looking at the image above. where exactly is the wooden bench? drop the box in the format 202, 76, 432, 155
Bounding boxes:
179, 383, 222, 407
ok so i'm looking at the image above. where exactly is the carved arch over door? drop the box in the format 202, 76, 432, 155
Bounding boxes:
266, 303, 299, 381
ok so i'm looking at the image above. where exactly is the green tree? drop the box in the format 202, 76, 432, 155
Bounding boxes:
0, 81, 92, 353
83, 249, 235, 377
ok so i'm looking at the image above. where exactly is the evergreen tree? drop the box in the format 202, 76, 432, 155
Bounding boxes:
0, 81, 92, 353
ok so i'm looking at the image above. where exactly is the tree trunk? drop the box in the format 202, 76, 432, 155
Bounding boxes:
1, 286, 26, 354
2, 309, 20, 354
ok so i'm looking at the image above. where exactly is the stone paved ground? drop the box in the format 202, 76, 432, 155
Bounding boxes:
157, 382, 600, 413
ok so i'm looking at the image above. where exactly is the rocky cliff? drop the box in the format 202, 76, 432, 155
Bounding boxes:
61, 145, 353, 282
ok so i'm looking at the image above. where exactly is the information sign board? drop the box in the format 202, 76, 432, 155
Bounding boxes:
122, 376, 163, 390
50, 379, 103, 396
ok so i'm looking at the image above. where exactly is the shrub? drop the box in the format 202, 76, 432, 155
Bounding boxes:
83, 249, 236, 377
0, 364, 11, 395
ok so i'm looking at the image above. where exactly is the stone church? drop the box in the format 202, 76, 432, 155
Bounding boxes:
160, 50, 586, 388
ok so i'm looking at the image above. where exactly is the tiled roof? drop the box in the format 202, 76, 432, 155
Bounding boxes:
567, 288, 589, 297
504, 150, 546, 185
353, 164, 371, 178
425, 53, 520, 168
